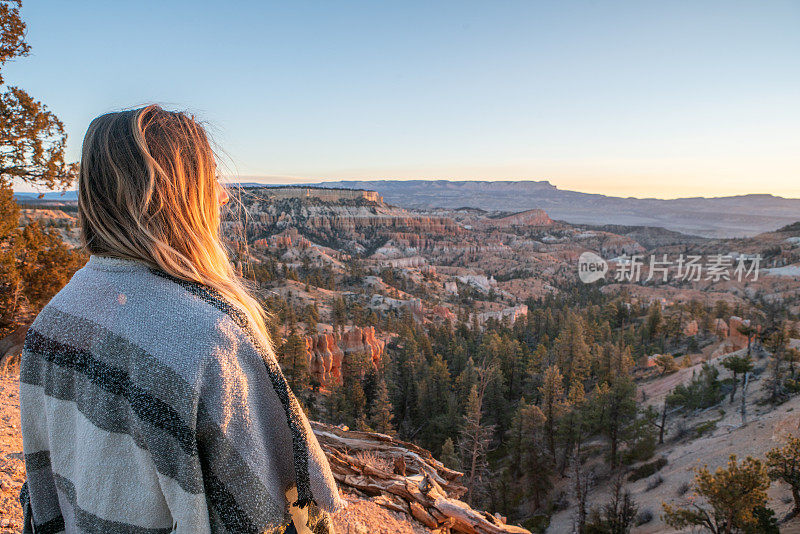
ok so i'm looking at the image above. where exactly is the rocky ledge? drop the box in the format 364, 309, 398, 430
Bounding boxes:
313, 422, 531, 534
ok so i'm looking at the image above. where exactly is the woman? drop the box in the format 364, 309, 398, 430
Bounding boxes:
19, 105, 343, 533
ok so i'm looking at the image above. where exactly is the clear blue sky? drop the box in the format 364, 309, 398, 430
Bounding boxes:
9, 1, 800, 198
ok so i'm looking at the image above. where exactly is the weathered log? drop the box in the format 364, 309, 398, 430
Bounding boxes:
410, 501, 439, 529
432, 498, 530, 534
311, 421, 465, 497
310, 421, 531, 534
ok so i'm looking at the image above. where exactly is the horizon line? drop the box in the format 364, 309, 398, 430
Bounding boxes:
12, 176, 800, 202
227, 176, 800, 202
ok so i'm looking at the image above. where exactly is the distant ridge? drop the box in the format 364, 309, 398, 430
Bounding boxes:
14, 180, 800, 237
299, 180, 800, 238
235, 183, 377, 193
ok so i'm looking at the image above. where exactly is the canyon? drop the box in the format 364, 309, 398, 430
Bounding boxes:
7, 184, 800, 533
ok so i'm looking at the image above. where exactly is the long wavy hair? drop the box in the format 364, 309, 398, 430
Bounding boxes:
78, 104, 271, 351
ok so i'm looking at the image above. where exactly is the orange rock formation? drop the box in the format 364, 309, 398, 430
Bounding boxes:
305, 326, 385, 385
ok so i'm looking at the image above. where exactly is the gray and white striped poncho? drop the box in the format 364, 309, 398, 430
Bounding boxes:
19, 254, 343, 533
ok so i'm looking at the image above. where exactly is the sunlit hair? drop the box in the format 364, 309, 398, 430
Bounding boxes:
78, 104, 272, 352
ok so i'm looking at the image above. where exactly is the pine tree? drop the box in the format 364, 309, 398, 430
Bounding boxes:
766, 435, 800, 517
0, 0, 76, 190
458, 369, 495, 506
277, 328, 310, 395
539, 364, 565, 459
0, 1, 82, 333
392, 329, 422, 437
553, 313, 591, 387
765, 329, 789, 403
303, 303, 319, 334
645, 303, 663, 343
558, 381, 587, 475
368, 378, 394, 435
507, 399, 551, 511
591, 377, 637, 469
663, 455, 770, 534
722, 355, 754, 403
416, 352, 455, 451
439, 437, 460, 471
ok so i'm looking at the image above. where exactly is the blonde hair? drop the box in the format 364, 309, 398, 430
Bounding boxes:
78, 104, 272, 352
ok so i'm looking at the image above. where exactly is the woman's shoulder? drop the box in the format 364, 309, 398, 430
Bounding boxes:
48, 256, 226, 325
34, 256, 252, 375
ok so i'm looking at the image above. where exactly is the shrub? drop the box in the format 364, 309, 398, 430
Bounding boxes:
666, 364, 724, 411
784, 379, 800, 394
646, 475, 664, 491
635, 509, 654, 526
354, 451, 393, 473
694, 419, 719, 438
672, 419, 690, 442
585, 475, 638, 534
628, 457, 668, 482
654, 354, 679, 375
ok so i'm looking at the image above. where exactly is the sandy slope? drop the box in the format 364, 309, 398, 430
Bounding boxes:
548, 348, 800, 533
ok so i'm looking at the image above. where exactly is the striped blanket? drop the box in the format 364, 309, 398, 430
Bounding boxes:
19, 254, 343, 533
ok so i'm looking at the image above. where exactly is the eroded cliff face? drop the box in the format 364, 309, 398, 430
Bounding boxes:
305, 326, 385, 386
711, 315, 756, 358
226, 192, 464, 253
251, 186, 383, 203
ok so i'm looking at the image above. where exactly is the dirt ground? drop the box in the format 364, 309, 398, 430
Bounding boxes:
0, 374, 23, 533
332, 494, 431, 534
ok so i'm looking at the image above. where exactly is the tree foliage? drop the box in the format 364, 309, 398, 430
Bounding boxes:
586, 473, 638, 534
766, 434, 800, 517
0, 1, 83, 335
666, 364, 724, 411
0, 1, 75, 189
662, 455, 770, 534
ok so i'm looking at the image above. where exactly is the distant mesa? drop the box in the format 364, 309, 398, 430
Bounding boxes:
477, 208, 553, 228
306, 180, 800, 238
238, 185, 383, 204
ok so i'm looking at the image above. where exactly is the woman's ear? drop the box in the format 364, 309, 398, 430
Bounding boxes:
217, 181, 230, 206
